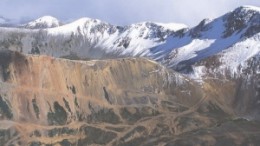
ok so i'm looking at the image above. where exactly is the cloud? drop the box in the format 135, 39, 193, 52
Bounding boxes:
0, 0, 259, 26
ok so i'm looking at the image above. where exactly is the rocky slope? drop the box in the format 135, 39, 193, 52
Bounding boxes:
0, 50, 260, 146
0, 5, 259, 146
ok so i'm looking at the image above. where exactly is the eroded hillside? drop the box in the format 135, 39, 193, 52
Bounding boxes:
0, 50, 259, 146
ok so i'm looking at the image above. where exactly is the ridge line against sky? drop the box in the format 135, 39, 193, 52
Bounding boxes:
0, 0, 260, 26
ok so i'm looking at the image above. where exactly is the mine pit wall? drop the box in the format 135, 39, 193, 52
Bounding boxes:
0, 51, 204, 126
2, 51, 260, 145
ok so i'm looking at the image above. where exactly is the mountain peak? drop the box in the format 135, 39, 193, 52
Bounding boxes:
222, 5, 260, 38
22, 15, 62, 29
72, 17, 108, 26
228, 5, 260, 19
237, 5, 260, 12
229, 5, 260, 19
36, 15, 59, 22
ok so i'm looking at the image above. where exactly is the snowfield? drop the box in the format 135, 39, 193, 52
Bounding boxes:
0, 5, 259, 79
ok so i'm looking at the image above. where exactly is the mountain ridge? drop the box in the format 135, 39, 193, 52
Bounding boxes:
0, 5, 260, 145
0, 5, 258, 77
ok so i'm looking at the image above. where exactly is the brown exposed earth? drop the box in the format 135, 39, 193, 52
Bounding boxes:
0, 50, 259, 146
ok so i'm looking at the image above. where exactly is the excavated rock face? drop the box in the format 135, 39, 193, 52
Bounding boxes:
0, 51, 204, 145
0, 51, 259, 146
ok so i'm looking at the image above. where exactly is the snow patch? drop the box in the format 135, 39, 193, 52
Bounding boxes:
220, 33, 260, 74
190, 66, 206, 81
239, 5, 260, 12
155, 22, 188, 31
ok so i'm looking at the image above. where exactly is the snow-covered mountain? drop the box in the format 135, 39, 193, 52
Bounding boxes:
0, 6, 259, 79
1, 5, 260, 145
158, 5, 260, 72
0, 16, 186, 58
21, 16, 62, 29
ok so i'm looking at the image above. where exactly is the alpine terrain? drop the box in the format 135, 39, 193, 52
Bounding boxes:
0, 5, 259, 146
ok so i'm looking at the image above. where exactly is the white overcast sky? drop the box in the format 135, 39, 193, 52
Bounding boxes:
0, 0, 259, 26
